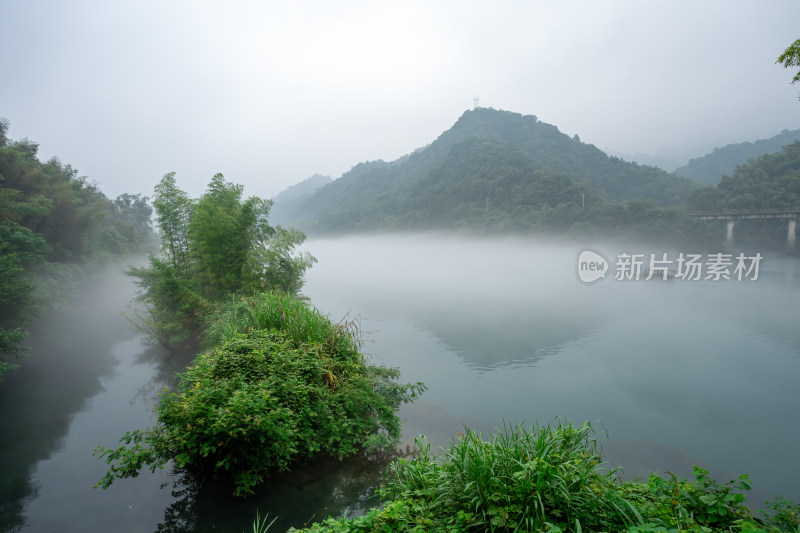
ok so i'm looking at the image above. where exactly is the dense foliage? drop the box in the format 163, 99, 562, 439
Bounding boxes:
0, 247, 37, 377
95, 292, 426, 496
689, 141, 800, 211
127, 172, 316, 347
291, 422, 799, 533
95, 170, 427, 499
378, 137, 717, 246
432, 109, 697, 206
674, 129, 800, 185
0, 119, 154, 379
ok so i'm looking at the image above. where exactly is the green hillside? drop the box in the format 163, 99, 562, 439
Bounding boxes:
276, 108, 698, 234
689, 141, 800, 211
675, 128, 800, 185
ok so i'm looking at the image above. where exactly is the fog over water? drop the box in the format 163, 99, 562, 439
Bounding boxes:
0, 261, 181, 531
301, 234, 800, 507
0, 236, 798, 531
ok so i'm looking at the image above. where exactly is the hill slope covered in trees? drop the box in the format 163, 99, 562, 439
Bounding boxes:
675, 129, 800, 185
272, 108, 699, 234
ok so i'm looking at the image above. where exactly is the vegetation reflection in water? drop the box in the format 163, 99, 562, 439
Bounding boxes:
151, 444, 415, 532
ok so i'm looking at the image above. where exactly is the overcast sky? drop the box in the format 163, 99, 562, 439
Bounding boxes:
2, 0, 800, 200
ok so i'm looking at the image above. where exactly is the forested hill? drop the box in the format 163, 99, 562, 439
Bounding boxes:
0, 119, 154, 378
272, 107, 698, 234
675, 128, 800, 185
689, 140, 800, 212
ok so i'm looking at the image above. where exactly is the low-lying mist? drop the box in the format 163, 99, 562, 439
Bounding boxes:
300, 233, 800, 507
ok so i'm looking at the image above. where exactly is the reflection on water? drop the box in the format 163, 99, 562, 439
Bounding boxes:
0, 264, 145, 531
303, 235, 616, 370
398, 299, 609, 370
152, 446, 411, 533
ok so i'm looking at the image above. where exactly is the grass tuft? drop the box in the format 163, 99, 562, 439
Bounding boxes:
204, 291, 361, 361
382, 420, 634, 531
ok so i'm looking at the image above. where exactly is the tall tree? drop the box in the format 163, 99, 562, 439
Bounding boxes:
129, 173, 315, 347
114, 193, 153, 230
152, 172, 192, 270
188, 173, 273, 299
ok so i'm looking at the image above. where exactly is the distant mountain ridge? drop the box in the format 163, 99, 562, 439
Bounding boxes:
271, 173, 332, 203
675, 128, 800, 185
273, 107, 699, 234
269, 173, 331, 226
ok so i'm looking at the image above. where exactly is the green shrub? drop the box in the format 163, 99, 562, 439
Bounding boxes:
760, 495, 800, 531
622, 466, 753, 531
95, 294, 425, 496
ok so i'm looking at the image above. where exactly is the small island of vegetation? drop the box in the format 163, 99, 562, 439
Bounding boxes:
93, 173, 425, 496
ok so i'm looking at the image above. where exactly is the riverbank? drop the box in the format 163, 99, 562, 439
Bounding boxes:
288, 421, 799, 533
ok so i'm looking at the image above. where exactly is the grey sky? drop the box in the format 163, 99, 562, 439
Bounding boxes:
2, 0, 799, 201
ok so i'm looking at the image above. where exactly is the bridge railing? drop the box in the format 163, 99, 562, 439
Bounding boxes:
688, 208, 800, 219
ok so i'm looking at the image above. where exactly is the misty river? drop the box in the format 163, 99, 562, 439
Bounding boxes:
1, 235, 799, 532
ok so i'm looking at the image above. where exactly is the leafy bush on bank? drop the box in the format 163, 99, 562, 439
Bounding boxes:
289, 422, 799, 533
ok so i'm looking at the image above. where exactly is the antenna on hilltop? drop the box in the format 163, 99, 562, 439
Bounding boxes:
473, 96, 480, 109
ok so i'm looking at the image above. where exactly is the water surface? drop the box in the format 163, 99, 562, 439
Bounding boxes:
302, 235, 800, 508
1, 236, 798, 531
